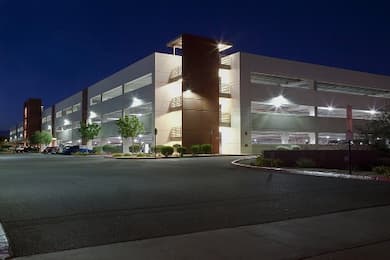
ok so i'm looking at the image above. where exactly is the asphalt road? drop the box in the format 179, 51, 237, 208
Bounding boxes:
1, 154, 390, 257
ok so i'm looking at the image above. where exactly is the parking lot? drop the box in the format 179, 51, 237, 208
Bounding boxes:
1, 154, 390, 257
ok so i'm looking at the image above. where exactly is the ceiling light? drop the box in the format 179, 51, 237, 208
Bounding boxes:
269, 95, 288, 108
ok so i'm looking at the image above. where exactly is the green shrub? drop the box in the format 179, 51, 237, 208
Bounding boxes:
276, 145, 291, 151
161, 146, 174, 157
200, 144, 212, 154
373, 166, 390, 177
296, 158, 317, 168
154, 145, 164, 153
290, 145, 301, 150
177, 146, 187, 156
103, 144, 122, 154
93, 146, 103, 154
124, 153, 132, 156
112, 153, 123, 158
129, 143, 141, 153
136, 153, 145, 157
255, 154, 282, 167
191, 144, 200, 154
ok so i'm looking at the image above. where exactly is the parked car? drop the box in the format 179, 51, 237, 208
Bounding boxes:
61, 145, 80, 155
42, 146, 59, 154
15, 145, 25, 153
23, 146, 39, 153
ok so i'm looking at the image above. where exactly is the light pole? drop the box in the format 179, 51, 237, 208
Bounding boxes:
154, 128, 157, 158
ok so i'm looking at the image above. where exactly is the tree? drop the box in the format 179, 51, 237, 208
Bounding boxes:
41, 131, 52, 146
29, 131, 42, 146
28, 131, 52, 151
116, 115, 144, 153
79, 123, 101, 149
359, 107, 390, 150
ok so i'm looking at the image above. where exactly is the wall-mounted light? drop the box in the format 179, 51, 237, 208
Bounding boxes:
130, 97, 143, 108
269, 95, 288, 108
327, 106, 334, 111
369, 109, 378, 115
64, 119, 70, 126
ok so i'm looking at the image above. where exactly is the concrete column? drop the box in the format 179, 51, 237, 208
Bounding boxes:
281, 132, 289, 144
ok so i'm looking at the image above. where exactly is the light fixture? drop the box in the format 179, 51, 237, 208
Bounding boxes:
130, 97, 143, 108
89, 111, 97, 119
369, 109, 378, 115
269, 95, 288, 108
64, 119, 70, 126
327, 106, 334, 111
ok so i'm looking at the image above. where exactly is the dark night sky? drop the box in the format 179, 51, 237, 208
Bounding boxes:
1, 0, 389, 131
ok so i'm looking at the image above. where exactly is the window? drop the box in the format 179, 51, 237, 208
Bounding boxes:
102, 110, 122, 123
73, 103, 81, 112
317, 107, 346, 118
318, 133, 346, 144
250, 72, 311, 89
64, 106, 73, 115
316, 82, 390, 98
352, 109, 380, 120
102, 86, 123, 102
56, 111, 62, 118
251, 101, 315, 117
42, 117, 47, 124
47, 115, 52, 122
90, 94, 101, 106
251, 131, 315, 144
124, 73, 152, 93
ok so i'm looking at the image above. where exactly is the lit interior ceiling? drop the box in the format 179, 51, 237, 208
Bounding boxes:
167, 35, 233, 52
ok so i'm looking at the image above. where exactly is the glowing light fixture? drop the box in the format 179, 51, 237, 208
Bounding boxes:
89, 111, 97, 119
269, 95, 288, 108
327, 106, 334, 111
64, 119, 70, 126
130, 97, 143, 108
369, 109, 378, 115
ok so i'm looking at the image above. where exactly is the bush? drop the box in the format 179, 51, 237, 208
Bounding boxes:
276, 145, 291, 151
129, 143, 141, 153
93, 146, 103, 154
124, 153, 132, 156
373, 166, 390, 177
112, 153, 123, 158
255, 154, 282, 167
73, 152, 89, 156
290, 145, 301, 150
296, 158, 317, 168
103, 144, 122, 154
154, 145, 164, 153
191, 144, 200, 154
200, 144, 212, 154
177, 146, 187, 156
161, 146, 174, 157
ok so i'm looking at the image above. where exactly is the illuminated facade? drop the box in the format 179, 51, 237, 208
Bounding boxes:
11, 34, 390, 154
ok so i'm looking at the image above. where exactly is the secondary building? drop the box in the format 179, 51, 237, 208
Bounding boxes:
10, 34, 390, 154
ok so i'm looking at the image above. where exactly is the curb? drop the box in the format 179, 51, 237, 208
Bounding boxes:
0, 223, 10, 260
231, 157, 390, 182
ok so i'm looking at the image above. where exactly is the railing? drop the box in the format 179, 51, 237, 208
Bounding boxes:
220, 113, 231, 127
169, 66, 182, 82
169, 96, 182, 110
220, 56, 232, 69
219, 83, 232, 97
169, 127, 182, 140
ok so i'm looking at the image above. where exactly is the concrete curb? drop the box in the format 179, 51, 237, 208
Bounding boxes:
0, 223, 10, 260
231, 157, 390, 182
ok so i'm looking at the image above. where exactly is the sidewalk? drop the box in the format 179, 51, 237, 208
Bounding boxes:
15, 205, 390, 260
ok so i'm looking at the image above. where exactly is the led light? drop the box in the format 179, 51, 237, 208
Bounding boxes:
369, 109, 377, 115
327, 106, 334, 111
269, 95, 288, 108
130, 97, 143, 108
89, 111, 97, 119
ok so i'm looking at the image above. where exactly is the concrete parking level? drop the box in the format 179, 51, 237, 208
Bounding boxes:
1, 154, 390, 258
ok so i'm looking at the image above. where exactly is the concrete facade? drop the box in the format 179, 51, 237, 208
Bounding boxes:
9, 34, 390, 154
